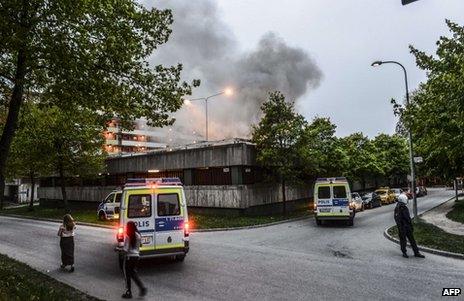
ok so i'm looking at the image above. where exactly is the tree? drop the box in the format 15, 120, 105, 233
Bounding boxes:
252, 91, 306, 215
402, 20, 464, 182
0, 0, 197, 209
42, 106, 106, 211
6, 103, 52, 210
340, 133, 381, 188
371, 134, 409, 185
298, 117, 347, 179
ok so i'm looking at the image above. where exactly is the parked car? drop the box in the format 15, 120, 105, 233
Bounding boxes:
350, 192, 365, 212
361, 192, 382, 209
375, 187, 396, 205
391, 188, 403, 201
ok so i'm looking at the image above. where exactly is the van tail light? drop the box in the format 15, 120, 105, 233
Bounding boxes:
117, 226, 124, 242
184, 222, 190, 237
313, 202, 317, 211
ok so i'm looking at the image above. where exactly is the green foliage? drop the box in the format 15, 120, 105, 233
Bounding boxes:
339, 132, 381, 182
299, 117, 346, 178
403, 20, 464, 180
370, 133, 409, 180
252, 91, 307, 184
6, 103, 52, 181
0, 253, 100, 301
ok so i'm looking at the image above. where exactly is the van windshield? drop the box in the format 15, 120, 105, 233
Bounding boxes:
317, 186, 331, 199
333, 186, 347, 198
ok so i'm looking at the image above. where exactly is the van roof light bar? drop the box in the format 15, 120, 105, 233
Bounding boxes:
125, 177, 183, 187
316, 177, 347, 183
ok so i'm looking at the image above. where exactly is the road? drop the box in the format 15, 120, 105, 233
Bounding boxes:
0, 188, 462, 300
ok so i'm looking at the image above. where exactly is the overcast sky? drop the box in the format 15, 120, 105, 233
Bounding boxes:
211, 0, 464, 137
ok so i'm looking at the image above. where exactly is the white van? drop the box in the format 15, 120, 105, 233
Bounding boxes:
314, 177, 355, 226
115, 178, 190, 266
97, 190, 122, 220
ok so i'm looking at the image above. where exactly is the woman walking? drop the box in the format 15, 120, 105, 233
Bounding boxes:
122, 221, 147, 299
58, 214, 76, 272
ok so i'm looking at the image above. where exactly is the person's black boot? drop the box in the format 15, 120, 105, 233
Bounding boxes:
122, 290, 132, 299
140, 287, 147, 297
69, 266, 74, 273
414, 253, 425, 258
402, 253, 409, 258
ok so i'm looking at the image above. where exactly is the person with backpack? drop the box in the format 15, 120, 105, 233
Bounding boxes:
58, 214, 76, 272
394, 193, 425, 258
122, 221, 147, 299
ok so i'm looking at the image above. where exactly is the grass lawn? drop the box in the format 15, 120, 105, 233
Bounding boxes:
446, 200, 464, 224
1, 205, 313, 230
189, 209, 312, 230
0, 253, 100, 301
388, 219, 464, 255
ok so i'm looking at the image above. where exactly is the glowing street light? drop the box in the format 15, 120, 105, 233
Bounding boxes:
185, 88, 234, 141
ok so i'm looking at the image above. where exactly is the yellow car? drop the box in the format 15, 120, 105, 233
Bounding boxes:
375, 188, 396, 205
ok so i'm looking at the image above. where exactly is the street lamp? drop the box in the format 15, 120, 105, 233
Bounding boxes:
371, 60, 418, 219
185, 88, 234, 141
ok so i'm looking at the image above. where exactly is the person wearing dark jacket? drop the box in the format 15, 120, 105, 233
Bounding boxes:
394, 193, 425, 258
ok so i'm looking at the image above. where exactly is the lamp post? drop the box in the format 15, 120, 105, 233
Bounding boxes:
371, 60, 418, 219
185, 88, 233, 141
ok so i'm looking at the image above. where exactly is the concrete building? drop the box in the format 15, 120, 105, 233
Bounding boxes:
38, 139, 311, 214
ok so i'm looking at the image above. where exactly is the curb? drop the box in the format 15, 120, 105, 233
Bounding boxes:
0, 213, 312, 232
383, 227, 464, 260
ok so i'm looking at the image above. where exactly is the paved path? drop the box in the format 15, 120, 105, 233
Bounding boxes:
422, 196, 464, 235
0, 188, 462, 301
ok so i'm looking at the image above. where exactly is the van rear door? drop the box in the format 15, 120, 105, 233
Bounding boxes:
125, 191, 155, 251
332, 185, 350, 216
316, 185, 332, 214
155, 189, 185, 251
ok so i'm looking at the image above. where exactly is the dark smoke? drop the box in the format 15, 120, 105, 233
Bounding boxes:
144, 0, 323, 143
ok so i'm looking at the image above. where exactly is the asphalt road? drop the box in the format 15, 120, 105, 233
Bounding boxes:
0, 188, 462, 301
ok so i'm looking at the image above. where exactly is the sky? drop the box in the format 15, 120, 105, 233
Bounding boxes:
213, 0, 464, 137
146, 0, 464, 142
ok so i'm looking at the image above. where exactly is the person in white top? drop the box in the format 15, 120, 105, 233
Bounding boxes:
57, 214, 76, 272
122, 221, 147, 299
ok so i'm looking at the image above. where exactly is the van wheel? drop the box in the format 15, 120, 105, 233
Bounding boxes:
316, 219, 322, 226
175, 255, 186, 262
98, 211, 106, 221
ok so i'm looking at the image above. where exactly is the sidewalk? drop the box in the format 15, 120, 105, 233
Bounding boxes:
421, 197, 464, 236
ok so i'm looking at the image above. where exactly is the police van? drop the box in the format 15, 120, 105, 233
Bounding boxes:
97, 190, 122, 220
313, 177, 355, 226
115, 178, 190, 265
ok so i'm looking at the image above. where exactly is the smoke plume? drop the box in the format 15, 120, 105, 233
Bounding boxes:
144, 0, 323, 143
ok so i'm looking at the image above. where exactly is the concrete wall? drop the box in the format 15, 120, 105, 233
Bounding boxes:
106, 142, 256, 174
38, 186, 117, 203
38, 183, 311, 210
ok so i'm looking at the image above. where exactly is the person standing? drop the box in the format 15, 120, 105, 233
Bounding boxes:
58, 214, 76, 272
394, 193, 425, 258
122, 221, 147, 299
